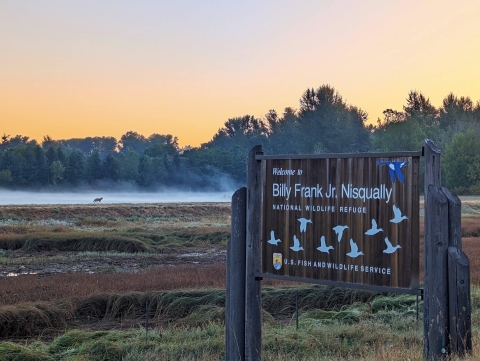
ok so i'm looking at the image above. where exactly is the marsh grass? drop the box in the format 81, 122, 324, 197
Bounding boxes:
0, 265, 228, 305
1, 284, 480, 360
0, 301, 73, 338
0, 286, 417, 360
1, 200, 480, 360
2, 287, 480, 360
462, 217, 480, 237
0, 227, 230, 254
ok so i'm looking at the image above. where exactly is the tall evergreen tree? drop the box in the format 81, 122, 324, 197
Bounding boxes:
65, 151, 85, 186
443, 130, 480, 193
119, 131, 149, 155
103, 153, 120, 181
403, 90, 439, 140
295, 85, 371, 153
117, 151, 140, 183
85, 150, 102, 182
34, 145, 49, 186
49, 160, 65, 186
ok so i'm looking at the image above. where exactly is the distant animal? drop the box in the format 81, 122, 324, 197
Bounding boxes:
332, 225, 348, 242
365, 219, 383, 235
290, 235, 304, 252
316, 236, 334, 253
346, 239, 364, 258
383, 237, 401, 254
267, 230, 281, 245
377, 160, 409, 183
93, 197, 103, 203
390, 205, 407, 223
297, 218, 312, 233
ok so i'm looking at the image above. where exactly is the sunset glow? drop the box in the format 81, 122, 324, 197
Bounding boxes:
1, 1, 480, 147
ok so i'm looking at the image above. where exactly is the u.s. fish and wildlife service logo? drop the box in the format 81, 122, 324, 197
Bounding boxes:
273, 253, 282, 270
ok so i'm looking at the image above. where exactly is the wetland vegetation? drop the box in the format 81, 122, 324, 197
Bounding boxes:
1, 200, 480, 360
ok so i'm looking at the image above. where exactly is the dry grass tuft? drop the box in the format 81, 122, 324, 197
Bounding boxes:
0, 301, 73, 338
0, 264, 228, 305
462, 217, 480, 237
463, 237, 480, 284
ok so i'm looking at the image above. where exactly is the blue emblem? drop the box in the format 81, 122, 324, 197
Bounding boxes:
377, 160, 408, 183
273, 253, 282, 270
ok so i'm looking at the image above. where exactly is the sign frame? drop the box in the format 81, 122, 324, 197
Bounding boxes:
257, 150, 422, 295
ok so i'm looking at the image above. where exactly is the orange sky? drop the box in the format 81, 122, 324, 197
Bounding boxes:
1, 1, 480, 148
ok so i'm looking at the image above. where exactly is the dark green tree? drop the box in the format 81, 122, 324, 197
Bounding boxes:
85, 150, 102, 182
372, 109, 426, 152
373, 118, 425, 152
59, 136, 117, 158
295, 85, 371, 153
438, 93, 475, 130
0, 134, 10, 151
8, 135, 33, 148
265, 108, 302, 154
57, 147, 68, 163
45, 146, 58, 165
65, 151, 85, 185
403, 90, 439, 139
93, 137, 117, 159
208, 115, 268, 152
435, 93, 480, 149
42, 135, 59, 149
50, 160, 65, 186
102, 153, 120, 181
0, 169, 12, 187
138, 155, 154, 186
117, 151, 140, 183
1, 144, 39, 186
144, 134, 181, 182
34, 145, 49, 185
443, 130, 480, 193
119, 131, 149, 155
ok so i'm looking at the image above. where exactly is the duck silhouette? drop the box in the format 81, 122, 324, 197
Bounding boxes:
290, 235, 304, 252
332, 225, 348, 242
267, 230, 281, 245
390, 205, 408, 223
383, 237, 401, 254
365, 219, 383, 235
316, 236, 333, 253
346, 239, 364, 258
297, 218, 312, 233
377, 160, 408, 183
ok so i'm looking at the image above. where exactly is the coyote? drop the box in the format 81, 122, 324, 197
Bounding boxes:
93, 197, 103, 203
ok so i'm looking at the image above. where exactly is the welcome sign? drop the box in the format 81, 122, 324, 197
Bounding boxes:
260, 153, 420, 291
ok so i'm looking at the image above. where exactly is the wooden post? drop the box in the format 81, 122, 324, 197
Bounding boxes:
424, 185, 449, 360
424, 139, 441, 210
443, 186, 472, 356
226, 187, 247, 361
245, 145, 263, 361
442, 187, 462, 249
448, 247, 472, 355
424, 138, 441, 187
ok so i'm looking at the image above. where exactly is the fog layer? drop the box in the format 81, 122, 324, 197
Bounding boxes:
0, 190, 232, 205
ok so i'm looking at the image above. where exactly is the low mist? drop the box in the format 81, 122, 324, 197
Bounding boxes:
0, 189, 233, 205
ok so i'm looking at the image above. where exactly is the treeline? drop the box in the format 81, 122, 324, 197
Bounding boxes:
2, 85, 480, 194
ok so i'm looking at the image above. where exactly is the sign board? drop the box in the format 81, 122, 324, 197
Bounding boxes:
260, 153, 420, 292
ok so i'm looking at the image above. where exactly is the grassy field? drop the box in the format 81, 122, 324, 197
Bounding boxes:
0, 199, 480, 360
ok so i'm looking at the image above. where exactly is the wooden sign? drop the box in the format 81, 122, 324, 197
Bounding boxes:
260, 153, 420, 292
